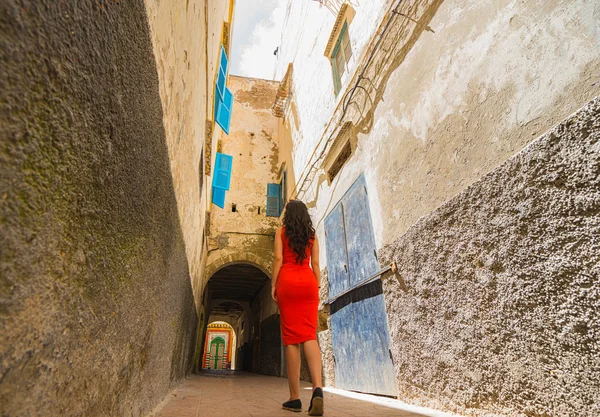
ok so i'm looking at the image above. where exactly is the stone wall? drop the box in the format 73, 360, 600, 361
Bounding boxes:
259, 314, 282, 377
206, 76, 281, 282
0, 1, 197, 416
380, 98, 600, 417
144, 0, 232, 375
143, 0, 231, 313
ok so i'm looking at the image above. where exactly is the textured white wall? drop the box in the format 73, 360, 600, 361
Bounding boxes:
277, 0, 600, 271
274, 0, 388, 172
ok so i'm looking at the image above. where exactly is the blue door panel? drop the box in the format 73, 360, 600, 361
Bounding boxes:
350, 283, 397, 396
324, 204, 349, 299
325, 174, 397, 397
342, 174, 379, 288
329, 300, 357, 390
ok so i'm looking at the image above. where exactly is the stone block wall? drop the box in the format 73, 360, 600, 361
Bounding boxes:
206, 76, 281, 277
259, 314, 282, 377
380, 98, 600, 417
0, 1, 197, 416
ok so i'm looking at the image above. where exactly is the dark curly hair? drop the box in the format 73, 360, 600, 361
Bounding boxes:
282, 200, 315, 264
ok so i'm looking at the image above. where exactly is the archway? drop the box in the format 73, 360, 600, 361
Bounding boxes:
201, 263, 282, 376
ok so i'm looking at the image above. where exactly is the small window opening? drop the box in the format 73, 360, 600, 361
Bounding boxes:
231, 203, 237, 212
327, 141, 352, 182
258, 207, 261, 214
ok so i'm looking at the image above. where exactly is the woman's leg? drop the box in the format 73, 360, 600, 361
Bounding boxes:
303, 340, 322, 390
285, 344, 301, 400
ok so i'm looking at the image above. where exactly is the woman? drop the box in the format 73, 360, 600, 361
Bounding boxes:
271, 200, 324, 416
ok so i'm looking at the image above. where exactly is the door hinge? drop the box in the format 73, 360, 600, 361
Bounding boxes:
389, 349, 394, 365
374, 249, 378, 260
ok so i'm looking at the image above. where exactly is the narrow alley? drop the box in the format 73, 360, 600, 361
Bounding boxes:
1, 1, 599, 417
151, 372, 446, 417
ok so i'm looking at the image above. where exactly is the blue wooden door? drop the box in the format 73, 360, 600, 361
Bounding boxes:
324, 204, 350, 298
343, 176, 380, 287
325, 174, 396, 397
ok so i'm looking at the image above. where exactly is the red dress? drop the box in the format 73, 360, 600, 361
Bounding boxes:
277, 227, 319, 346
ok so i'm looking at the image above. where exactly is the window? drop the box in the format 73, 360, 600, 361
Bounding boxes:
331, 22, 352, 94
214, 46, 233, 134
328, 141, 351, 182
212, 152, 233, 209
323, 122, 356, 184
266, 165, 288, 217
324, 3, 355, 94
266, 183, 281, 217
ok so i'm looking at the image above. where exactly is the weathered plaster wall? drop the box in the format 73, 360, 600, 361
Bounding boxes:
380, 98, 600, 417
144, 0, 232, 312
279, 0, 600, 253
366, 0, 600, 247
206, 76, 281, 276
275, 0, 388, 172
1, 1, 197, 416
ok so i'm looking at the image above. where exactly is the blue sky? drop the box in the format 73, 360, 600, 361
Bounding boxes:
230, 0, 287, 80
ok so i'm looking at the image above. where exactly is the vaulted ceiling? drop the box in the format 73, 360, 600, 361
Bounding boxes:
206, 263, 269, 304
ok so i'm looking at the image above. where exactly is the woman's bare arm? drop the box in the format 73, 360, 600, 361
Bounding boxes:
271, 227, 284, 302
310, 236, 321, 287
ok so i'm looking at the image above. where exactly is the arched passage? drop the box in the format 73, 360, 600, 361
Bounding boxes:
201, 263, 282, 376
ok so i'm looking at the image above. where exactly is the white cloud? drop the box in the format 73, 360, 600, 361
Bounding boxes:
232, 0, 288, 80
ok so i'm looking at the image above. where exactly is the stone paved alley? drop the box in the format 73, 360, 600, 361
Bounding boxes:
151, 372, 450, 417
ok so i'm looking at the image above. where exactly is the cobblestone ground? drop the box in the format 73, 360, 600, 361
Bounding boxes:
150, 371, 459, 417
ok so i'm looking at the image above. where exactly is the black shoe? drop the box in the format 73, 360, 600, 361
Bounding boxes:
308, 388, 324, 416
282, 399, 302, 412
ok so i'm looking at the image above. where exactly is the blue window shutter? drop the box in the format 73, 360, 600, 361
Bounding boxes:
214, 45, 229, 117
266, 183, 281, 217
212, 152, 233, 190
216, 46, 228, 101
216, 67, 226, 102
212, 187, 226, 209
220, 46, 229, 75
216, 86, 233, 134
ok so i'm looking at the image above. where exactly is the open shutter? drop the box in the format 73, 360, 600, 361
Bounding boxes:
212, 187, 226, 209
211, 152, 232, 209
216, 86, 233, 134
266, 183, 281, 217
331, 59, 342, 95
216, 46, 228, 101
212, 152, 233, 190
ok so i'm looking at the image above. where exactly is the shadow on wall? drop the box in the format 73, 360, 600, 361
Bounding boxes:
0, 1, 197, 416
346, 0, 445, 135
